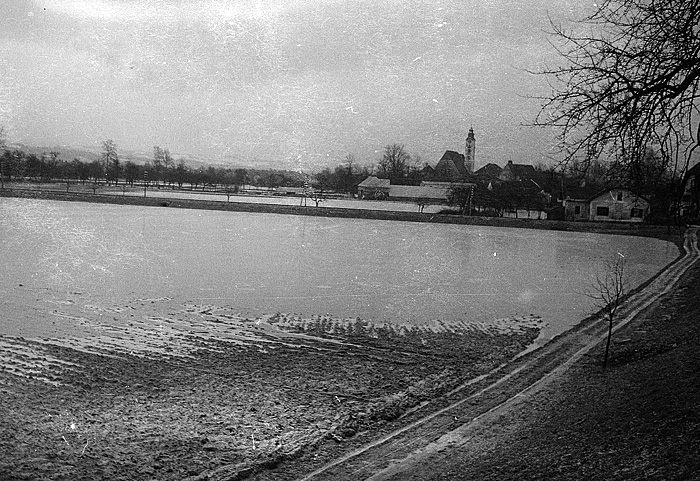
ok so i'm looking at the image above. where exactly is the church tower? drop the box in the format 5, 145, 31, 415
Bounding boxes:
465, 127, 476, 173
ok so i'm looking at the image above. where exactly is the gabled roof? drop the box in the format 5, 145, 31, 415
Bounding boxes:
434, 150, 468, 177
563, 183, 602, 201
588, 188, 648, 203
474, 163, 502, 178
440, 150, 464, 162
565, 185, 648, 203
357, 176, 391, 189
499, 161, 536, 181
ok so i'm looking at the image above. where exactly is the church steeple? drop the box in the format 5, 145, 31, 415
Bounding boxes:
465, 127, 476, 173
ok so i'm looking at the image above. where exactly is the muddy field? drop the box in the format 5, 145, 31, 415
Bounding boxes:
0, 298, 540, 481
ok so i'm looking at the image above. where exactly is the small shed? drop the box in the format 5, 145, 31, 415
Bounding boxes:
563, 198, 590, 221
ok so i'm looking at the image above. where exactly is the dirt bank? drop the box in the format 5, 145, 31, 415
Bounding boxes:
383, 260, 700, 481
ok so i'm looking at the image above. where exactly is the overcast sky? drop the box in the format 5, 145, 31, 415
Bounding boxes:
0, 0, 594, 171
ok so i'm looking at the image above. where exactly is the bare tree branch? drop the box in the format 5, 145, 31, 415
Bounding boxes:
533, 0, 700, 180
587, 254, 627, 368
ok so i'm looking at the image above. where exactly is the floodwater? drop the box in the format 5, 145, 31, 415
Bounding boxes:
0, 198, 679, 341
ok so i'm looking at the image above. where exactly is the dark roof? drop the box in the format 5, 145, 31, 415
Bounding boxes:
434, 150, 468, 178
474, 163, 502, 178
499, 161, 536, 181
563, 184, 604, 201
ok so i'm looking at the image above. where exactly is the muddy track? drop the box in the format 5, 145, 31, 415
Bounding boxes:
295, 227, 699, 480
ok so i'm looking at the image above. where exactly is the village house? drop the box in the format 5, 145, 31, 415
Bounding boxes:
563, 188, 649, 222
474, 163, 502, 179
563, 197, 590, 221
358, 128, 550, 211
356, 176, 473, 204
499, 160, 537, 182
561, 183, 601, 221
589, 189, 649, 222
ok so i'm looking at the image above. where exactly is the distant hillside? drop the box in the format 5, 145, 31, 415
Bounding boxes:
8, 143, 101, 163
6, 143, 216, 169
4, 142, 306, 174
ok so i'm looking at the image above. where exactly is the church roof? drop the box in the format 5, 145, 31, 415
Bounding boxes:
434, 150, 468, 178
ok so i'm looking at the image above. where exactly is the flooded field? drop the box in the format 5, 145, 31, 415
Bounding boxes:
0, 197, 681, 479
0, 197, 678, 342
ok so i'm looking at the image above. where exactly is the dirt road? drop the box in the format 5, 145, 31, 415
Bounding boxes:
289, 227, 698, 481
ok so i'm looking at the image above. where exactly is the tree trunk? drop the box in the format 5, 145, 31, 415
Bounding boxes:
603, 317, 613, 369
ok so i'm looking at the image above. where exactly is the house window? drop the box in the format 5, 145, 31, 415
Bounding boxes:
617, 192, 623, 201
597, 206, 610, 216
574, 205, 581, 215
631, 208, 644, 218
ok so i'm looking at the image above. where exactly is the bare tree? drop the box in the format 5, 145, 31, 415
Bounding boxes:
535, 0, 700, 180
152, 146, 168, 186
414, 196, 429, 213
589, 254, 628, 369
101, 140, 120, 185
345, 153, 356, 174
378, 144, 411, 182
